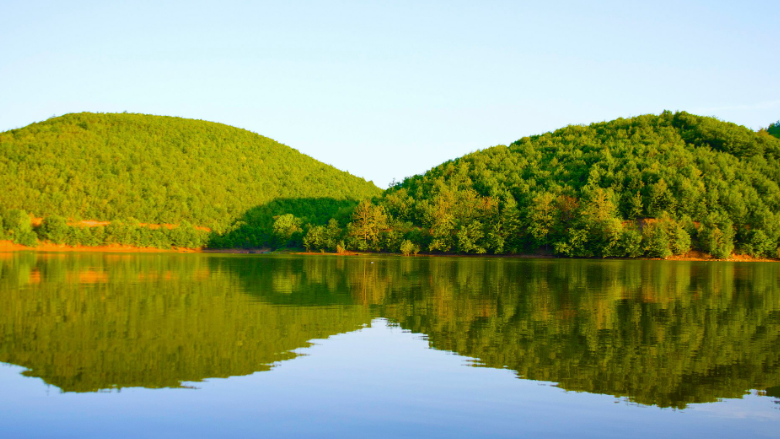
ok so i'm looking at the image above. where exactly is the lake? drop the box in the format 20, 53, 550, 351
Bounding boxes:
0, 252, 778, 438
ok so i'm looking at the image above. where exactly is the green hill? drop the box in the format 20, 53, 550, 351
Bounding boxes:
3, 110, 780, 256
306, 111, 780, 259
0, 112, 381, 248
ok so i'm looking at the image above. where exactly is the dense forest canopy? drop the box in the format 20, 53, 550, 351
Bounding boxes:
0, 112, 381, 235
3, 111, 780, 257
299, 111, 780, 259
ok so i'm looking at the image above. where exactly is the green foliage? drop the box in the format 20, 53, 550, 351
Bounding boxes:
669, 223, 692, 256
767, 121, 780, 139
1, 209, 37, 246
348, 200, 388, 251
206, 198, 361, 249
14, 231, 38, 247
4, 111, 780, 257
699, 214, 735, 259
0, 207, 207, 250
169, 222, 205, 249
620, 226, 644, 258
643, 222, 672, 259
744, 230, 776, 258
325, 219, 343, 252
38, 215, 69, 244
272, 214, 303, 248
2, 209, 31, 234
321, 111, 780, 258
0, 112, 381, 238
399, 239, 419, 256
527, 192, 556, 248
303, 225, 327, 251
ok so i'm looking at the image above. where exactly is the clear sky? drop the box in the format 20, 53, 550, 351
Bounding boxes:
2, 0, 778, 188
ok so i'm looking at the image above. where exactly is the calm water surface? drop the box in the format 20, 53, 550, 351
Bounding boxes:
0, 253, 778, 438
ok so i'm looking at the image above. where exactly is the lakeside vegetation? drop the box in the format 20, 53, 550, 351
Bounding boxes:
0, 112, 380, 249
0, 208, 209, 250
299, 112, 780, 259
2, 112, 780, 258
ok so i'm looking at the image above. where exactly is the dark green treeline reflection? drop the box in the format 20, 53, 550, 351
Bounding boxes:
0, 253, 779, 409
0, 253, 373, 392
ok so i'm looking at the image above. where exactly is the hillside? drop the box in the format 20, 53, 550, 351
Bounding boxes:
3, 111, 780, 256
0, 112, 381, 248
302, 111, 780, 259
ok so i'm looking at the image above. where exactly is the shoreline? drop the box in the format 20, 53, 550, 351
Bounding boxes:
289, 251, 779, 262
0, 240, 198, 253
1, 241, 777, 262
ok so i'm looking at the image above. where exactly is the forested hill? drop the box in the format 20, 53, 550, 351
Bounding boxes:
0, 113, 381, 233
306, 111, 780, 259
3, 111, 780, 256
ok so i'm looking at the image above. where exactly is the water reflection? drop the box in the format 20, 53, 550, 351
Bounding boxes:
0, 253, 372, 392
0, 253, 779, 409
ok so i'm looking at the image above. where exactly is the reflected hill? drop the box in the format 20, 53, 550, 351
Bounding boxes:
0, 253, 373, 392
371, 258, 780, 408
1, 253, 779, 409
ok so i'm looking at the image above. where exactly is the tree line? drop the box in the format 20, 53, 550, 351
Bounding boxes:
0, 207, 207, 249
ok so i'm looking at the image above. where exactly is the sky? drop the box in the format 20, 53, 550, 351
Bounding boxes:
1, 0, 779, 188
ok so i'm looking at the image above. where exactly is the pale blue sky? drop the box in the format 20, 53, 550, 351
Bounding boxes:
2, 0, 778, 187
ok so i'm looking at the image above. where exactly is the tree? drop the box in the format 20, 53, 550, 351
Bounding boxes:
105, 219, 137, 245
669, 223, 691, 256
170, 222, 203, 249
626, 191, 644, 220
349, 200, 387, 251
699, 214, 734, 259
643, 222, 672, 259
272, 214, 303, 248
527, 192, 557, 249
620, 226, 644, 258
456, 221, 486, 254
303, 225, 327, 251
39, 215, 69, 244
578, 188, 620, 257
325, 219, 343, 251
424, 190, 457, 252
2, 209, 37, 247
3, 209, 32, 235
497, 195, 522, 253
400, 240, 419, 256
